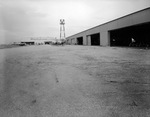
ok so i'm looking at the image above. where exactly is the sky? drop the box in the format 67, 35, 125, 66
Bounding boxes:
0, 0, 150, 44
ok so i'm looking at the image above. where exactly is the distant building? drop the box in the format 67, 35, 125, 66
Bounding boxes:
21, 41, 35, 45
44, 41, 52, 45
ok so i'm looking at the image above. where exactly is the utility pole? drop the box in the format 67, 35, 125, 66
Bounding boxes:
60, 19, 65, 40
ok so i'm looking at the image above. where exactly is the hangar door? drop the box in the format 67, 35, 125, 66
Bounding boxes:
91, 33, 100, 45
110, 22, 150, 47
77, 37, 83, 45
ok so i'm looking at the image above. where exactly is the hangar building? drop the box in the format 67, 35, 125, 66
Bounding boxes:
66, 7, 150, 47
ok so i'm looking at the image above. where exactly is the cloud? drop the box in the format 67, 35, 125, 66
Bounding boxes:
0, 0, 51, 43
0, 0, 149, 44
1, 0, 49, 31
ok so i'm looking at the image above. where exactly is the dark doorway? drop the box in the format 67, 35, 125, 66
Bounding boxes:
110, 22, 150, 48
91, 33, 100, 46
77, 37, 83, 45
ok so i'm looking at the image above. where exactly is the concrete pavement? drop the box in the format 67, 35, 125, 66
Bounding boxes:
0, 45, 150, 117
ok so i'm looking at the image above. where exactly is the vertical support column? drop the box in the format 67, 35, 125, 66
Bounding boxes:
100, 31, 109, 46
75, 38, 77, 45
87, 35, 91, 46
83, 35, 87, 45
71, 39, 72, 44
73, 38, 76, 44
69, 38, 71, 44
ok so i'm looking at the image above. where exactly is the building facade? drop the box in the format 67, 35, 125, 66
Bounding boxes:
66, 7, 150, 47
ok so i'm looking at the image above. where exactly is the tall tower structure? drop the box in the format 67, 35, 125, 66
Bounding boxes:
60, 19, 65, 40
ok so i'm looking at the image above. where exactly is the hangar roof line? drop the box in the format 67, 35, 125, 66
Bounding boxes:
67, 7, 150, 38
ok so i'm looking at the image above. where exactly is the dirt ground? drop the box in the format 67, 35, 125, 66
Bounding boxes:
0, 45, 150, 117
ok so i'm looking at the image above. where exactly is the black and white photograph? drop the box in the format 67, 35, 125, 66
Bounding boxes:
0, 0, 150, 116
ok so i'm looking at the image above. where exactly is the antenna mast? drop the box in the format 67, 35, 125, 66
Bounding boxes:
60, 19, 65, 40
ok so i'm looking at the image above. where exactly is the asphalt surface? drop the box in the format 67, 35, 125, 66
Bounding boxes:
0, 45, 150, 117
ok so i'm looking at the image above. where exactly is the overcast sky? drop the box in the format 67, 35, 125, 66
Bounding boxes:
0, 0, 150, 44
